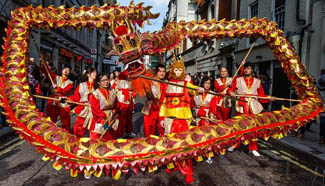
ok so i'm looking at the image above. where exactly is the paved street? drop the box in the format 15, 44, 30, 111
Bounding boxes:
0, 137, 321, 186
0, 96, 323, 186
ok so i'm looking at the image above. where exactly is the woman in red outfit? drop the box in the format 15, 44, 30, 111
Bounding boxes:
109, 72, 116, 89
194, 77, 222, 126
88, 73, 120, 140
41, 63, 73, 133
214, 67, 233, 120
68, 67, 96, 137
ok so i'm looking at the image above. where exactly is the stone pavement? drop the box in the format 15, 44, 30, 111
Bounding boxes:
278, 120, 325, 161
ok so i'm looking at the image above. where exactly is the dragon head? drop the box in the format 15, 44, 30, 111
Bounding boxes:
110, 19, 153, 77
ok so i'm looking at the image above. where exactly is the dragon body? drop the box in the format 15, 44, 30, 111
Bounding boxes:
0, 3, 322, 179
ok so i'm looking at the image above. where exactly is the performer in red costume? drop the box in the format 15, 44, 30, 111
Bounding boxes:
214, 67, 233, 120
67, 67, 96, 137
116, 71, 136, 138
142, 64, 166, 137
228, 62, 274, 156
194, 77, 221, 126
109, 72, 117, 89
41, 63, 73, 132
159, 59, 204, 184
88, 73, 120, 140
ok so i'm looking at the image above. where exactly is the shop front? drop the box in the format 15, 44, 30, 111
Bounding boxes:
59, 48, 72, 72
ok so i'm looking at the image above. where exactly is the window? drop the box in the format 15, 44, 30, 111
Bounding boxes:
188, 3, 197, 11
273, 0, 285, 31
248, 1, 258, 43
249, 1, 258, 18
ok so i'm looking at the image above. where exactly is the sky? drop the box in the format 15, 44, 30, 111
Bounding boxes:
116, 0, 169, 33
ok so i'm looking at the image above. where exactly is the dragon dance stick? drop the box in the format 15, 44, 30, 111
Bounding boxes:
229, 42, 256, 84
32, 94, 88, 106
100, 112, 120, 139
31, 34, 55, 87
234, 94, 302, 102
137, 75, 247, 103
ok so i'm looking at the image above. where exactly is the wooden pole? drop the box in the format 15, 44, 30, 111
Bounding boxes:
232, 42, 256, 80
31, 34, 55, 86
100, 113, 120, 138
137, 75, 247, 103
32, 94, 89, 106
234, 94, 302, 102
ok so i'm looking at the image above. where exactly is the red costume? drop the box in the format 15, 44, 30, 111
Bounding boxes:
41, 64, 73, 132
228, 76, 269, 151
88, 87, 119, 140
209, 96, 223, 122
159, 79, 199, 134
158, 59, 203, 184
110, 79, 116, 90
68, 81, 94, 137
159, 76, 199, 184
116, 78, 134, 137
142, 81, 165, 137
194, 93, 218, 126
214, 77, 232, 120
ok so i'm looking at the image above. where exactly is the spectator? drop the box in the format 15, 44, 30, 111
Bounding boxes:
198, 72, 204, 85
28, 57, 41, 95
317, 72, 325, 144
185, 73, 193, 84
114, 70, 120, 81
259, 74, 269, 95
193, 73, 200, 86
40, 61, 53, 111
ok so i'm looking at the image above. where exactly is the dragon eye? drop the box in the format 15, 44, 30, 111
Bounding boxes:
129, 38, 136, 47
117, 44, 123, 53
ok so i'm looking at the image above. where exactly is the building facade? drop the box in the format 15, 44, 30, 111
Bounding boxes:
0, 0, 111, 74
163, 0, 325, 110
234, 0, 325, 110
163, 0, 240, 79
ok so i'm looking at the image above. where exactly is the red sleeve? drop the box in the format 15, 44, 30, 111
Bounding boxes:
57, 83, 74, 96
228, 78, 237, 94
68, 85, 81, 102
257, 82, 270, 104
209, 96, 222, 120
40, 63, 57, 82
113, 96, 120, 110
118, 71, 128, 80
214, 80, 226, 93
111, 81, 116, 89
89, 93, 107, 122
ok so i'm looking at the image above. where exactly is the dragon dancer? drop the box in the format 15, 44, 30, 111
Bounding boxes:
228, 62, 273, 156
142, 64, 166, 137
214, 67, 233, 120
41, 63, 73, 133
159, 59, 204, 184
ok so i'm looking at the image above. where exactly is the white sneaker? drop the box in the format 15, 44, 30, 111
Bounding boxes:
251, 150, 260, 157
205, 157, 213, 164
84, 173, 91, 179
127, 132, 137, 138
227, 147, 234, 152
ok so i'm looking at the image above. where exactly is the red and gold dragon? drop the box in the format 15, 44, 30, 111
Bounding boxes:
0, 2, 323, 180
